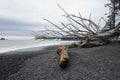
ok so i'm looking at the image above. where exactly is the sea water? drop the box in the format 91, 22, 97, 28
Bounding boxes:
0, 39, 78, 53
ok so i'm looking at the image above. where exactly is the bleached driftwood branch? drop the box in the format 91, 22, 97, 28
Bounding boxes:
35, 5, 120, 47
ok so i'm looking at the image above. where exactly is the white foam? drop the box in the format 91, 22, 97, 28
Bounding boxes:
0, 40, 78, 54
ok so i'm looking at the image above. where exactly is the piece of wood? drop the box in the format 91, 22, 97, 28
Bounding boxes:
56, 46, 69, 68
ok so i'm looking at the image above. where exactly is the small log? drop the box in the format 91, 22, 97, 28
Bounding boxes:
56, 46, 69, 68
68, 43, 79, 48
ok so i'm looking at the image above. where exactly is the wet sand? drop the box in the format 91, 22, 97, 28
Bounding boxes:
0, 42, 120, 80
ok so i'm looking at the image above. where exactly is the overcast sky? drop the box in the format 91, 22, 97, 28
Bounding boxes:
0, 0, 109, 40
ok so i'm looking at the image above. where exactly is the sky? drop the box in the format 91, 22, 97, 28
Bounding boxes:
0, 0, 109, 40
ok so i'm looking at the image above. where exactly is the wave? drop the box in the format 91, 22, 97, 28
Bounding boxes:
0, 40, 78, 54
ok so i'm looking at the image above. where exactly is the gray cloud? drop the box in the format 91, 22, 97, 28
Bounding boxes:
0, 16, 46, 37
0, 0, 109, 39
0, 30, 32, 36
0, 16, 46, 31
0, 16, 40, 26
0, 17, 37, 26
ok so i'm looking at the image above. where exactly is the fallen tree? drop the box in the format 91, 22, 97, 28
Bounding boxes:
42, 4, 120, 48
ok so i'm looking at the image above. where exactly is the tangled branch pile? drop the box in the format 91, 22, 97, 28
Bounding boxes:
42, 5, 120, 48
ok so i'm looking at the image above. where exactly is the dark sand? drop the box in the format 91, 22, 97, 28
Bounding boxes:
0, 42, 120, 80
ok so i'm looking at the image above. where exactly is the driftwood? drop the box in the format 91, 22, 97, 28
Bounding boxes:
68, 43, 79, 48
33, 5, 120, 48
56, 46, 69, 68
43, 5, 120, 48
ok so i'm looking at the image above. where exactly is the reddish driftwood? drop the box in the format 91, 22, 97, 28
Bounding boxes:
56, 46, 69, 67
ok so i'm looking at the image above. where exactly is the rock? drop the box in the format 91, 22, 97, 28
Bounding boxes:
0, 37, 6, 40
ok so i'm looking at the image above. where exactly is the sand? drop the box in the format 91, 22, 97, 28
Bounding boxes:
0, 42, 120, 80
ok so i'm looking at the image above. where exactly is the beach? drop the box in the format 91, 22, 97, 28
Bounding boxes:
0, 42, 120, 80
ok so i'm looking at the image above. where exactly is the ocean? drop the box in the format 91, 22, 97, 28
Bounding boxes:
0, 39, 78, 53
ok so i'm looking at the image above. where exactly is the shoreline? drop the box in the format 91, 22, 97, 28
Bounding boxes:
0, 42, 120, 80
0, 40, 78, 54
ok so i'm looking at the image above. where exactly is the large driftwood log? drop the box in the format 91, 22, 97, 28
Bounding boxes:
40, 5, 120, 48
56, 46, 69, 68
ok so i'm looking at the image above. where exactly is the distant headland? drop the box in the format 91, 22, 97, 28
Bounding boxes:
0, 37, 6, 40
